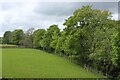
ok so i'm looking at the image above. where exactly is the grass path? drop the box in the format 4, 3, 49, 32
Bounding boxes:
2, 48, 104, 78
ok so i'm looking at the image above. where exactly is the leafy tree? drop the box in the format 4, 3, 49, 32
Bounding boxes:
0, 37, 2, 44
2, 31, 12, 44
110, 28, 120, 78
11, 29, 24, 45
50, 28, 60, 53
41, 24, 60, 52
33, 29, 46, 48
63, 5, 118, 77
55, 31, 67, 55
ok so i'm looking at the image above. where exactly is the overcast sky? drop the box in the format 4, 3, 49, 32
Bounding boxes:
0, 1, 119, 37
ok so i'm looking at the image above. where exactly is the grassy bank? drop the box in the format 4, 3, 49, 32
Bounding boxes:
2, 48, 104, 78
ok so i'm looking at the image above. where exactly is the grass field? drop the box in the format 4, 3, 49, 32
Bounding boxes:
2, 48, 104, 78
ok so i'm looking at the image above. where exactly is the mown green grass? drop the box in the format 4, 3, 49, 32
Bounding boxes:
2, 48, 104, 78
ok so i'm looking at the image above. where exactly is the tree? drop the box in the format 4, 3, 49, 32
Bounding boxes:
113, 21, 120, 66
0, 37, 2, 44
11, 29, 24, 45
26, 28, 35, 36
41, 24, 60, 52
33, 29, 46, 48
19, 28, 35, 48
19, 34, 33, 48
110, 28, 120, 78
63, 5, 117, 76
26, 28, 35, 45
2, 31, 12, 44
55, 31, 67, 56
50, 27, 60, 53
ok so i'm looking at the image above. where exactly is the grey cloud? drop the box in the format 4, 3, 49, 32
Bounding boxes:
92, 2, 118, 14
33, 2, 82, 16
34, 2, 118, 16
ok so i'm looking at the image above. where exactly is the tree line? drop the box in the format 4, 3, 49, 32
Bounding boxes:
2, 5, 120, 79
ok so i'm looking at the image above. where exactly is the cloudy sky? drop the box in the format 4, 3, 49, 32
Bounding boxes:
0, 1, 119, 37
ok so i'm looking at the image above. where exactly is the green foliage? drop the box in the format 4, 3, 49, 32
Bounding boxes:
2, 31, 12, 44
63, 5, 118, 78
111, 28, 120, 66
41, 24, 60, 52
11, 29, 24, 45
33, 29, 46, 48
54, 31, 67, 55
50, 27, 60, 52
